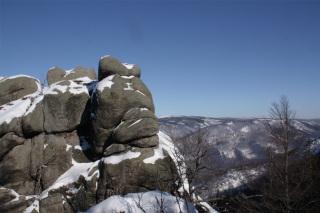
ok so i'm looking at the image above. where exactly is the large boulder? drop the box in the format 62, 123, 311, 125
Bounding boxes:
112, 108, 159, 144
124, 63, 141, 78
47, 66, 97, 86
98, 56, 141, 80
91, 75, 156, 152
97, 144, 179, 201
43, 78, 92, 133
0, 75, 40, 106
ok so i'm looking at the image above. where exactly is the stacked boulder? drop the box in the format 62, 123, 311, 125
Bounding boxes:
0, 56, 179, 213
91, 55, 159, 154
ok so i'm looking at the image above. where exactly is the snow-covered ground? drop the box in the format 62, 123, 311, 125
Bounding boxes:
79, 191, 198, 213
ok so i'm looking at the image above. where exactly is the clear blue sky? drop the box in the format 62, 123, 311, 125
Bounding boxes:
1, 0, 319, 119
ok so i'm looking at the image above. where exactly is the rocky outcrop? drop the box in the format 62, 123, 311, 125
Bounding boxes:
0, 56, 180, 213
0, 75, 41, 106
47, 66, 97, 86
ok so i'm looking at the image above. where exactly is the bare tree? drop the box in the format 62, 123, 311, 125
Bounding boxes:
165, 125, 221, 212
234, 95, 320, 213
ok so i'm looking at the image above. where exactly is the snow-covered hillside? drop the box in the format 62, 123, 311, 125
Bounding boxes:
159, 116, 320, 165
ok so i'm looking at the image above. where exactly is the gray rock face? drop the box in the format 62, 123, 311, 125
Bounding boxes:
0, 75, 40, 106
0, 132, 25, 161
97, 146, 179, 201
91, 74, 158, 152
47, 66, 97, 86
98, 56, 141, 80
22, 96, 44, 135
43, 79, 91, 134
0, 117, 24, 138
0, 55, 179, 213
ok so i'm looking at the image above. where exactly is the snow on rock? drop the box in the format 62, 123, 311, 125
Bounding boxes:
136, 90, 146, 96
123, 63, 134, 69
143, 146, 166, 164
103, 150, 141, 164
44, 77, 94, 95
24, 95, 43, 116
128, 119, 142, 128
100, 55, 110, 60
80, 191, 197, 213
121, 75, 135, 79
40, 159, 99, 199
158, 131, 189, 194
0, 98, 32, 124
97, 75, 115, 92
124, 82, 134, 90
45, 83, 68, 95
64, 68, 75, 77
23, 200, 39, 213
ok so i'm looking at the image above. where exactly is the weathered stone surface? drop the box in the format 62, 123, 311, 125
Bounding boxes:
98, 56, 128, 80
112, 117, 159, 143
0, 132, 25, 161
46, 67, 65, 86
112, 108, 159, 144
43, 80, 90, 133
0, 194, 28, 213
0, 137, 34, 195
125, 64, 141, 78
69, 171, 99, 212
91, 75, 155, 151
0, 76, 39, 106
41, 133, 73, 190
0, 117, 23, 138
97, 146, 179, 201
129, 135, 159, 148
30, 133, 44, 195
40, 191, 73, 213
103, 143, 127, 156
22, 96, 44, 136
47, 66, 96, 86
0, 188, 16, 206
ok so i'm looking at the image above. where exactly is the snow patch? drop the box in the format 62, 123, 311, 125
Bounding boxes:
103, 151, 141, 164
40, 159, 99, 199
123, 63, 134, 69
97, 75, 114, 92
64, 69, 75, 77
143, 147, 165, 164
23, 200, 39, 213
100, 55, 110, 59
79, 191, 197, 213
136, 90, 146, 96
66, 144, 72, 151
24, 95, 43, 116
124, 83, 134, 90
128, 119, 142, 128
0, 98, 32, 124
121, 75, 135, 79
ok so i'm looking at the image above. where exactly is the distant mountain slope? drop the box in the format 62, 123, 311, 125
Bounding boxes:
159, 116, 320, 195
158, 116, 320, 164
